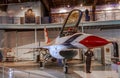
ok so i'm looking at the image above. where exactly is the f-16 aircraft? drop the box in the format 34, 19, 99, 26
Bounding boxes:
27, 9, 111, 73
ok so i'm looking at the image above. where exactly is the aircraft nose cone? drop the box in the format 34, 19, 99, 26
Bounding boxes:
79, 35, 110, 48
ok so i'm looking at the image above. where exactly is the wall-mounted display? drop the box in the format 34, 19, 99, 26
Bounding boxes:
25, 9, 35, 23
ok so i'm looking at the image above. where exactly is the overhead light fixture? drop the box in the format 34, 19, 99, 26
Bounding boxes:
119, 1, 120, 4
118, 6, 120, 9
67, 5, 70, 8
59, 8, 67, 13
18, 0, 21, 3
105, 7, 112, 10
105, 7, 112, 13
80, 4, 83, 7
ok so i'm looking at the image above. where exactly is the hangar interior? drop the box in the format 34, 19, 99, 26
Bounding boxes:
0, 0, 120, 78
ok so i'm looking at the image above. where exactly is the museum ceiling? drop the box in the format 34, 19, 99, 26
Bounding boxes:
0, 0, 119, 11
0, 0, 40, 11
0, 0, 39, 4
40, 0, 118, 11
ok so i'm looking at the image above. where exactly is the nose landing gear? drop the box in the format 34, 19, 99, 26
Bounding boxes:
63, 59, 68, 74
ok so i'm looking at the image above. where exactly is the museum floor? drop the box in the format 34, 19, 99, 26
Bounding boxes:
0, 60, 119, 78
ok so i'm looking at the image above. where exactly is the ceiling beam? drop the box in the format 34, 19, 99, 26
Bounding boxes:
40, 0, 50, 11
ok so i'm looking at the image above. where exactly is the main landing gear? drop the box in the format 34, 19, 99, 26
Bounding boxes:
38, 49, 51, 69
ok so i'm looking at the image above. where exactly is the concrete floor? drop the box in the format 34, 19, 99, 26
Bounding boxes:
0, 60, 119, 78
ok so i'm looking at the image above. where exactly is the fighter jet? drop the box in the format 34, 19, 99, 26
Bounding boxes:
33, 9, 111, 73
34, 9, 111, 73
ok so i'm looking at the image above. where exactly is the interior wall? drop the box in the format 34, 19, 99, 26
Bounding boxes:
4, 31, 17, 48
0, 1, 43, 24
0, 30, 5, 48
1, 29, 52, 48
7, 1, 41, 17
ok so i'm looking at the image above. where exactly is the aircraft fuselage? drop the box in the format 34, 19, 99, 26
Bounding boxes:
47, 33, 110, 59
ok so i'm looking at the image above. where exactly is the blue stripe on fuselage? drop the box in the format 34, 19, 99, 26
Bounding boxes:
62, 33, 82, 49
63, 33, 82, 45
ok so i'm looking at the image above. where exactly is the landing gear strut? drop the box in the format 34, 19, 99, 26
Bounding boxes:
40, 61, 43, 67
63, 59, 68, 74
38, 49, 50, 69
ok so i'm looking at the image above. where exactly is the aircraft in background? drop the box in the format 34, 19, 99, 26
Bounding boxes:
31, 9, 111, 73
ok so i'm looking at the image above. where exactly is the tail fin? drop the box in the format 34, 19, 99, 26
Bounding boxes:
44, 26, 51, 44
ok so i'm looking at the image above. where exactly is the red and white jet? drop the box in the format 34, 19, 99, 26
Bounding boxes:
37, 9, 110, 73
43, 9, 110, 59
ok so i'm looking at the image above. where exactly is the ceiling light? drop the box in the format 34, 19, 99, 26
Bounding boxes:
119, 1, 120, 4
18, 0, 21, 2
59, 8, 67, 13
105, 7, 112, 10
80, 4, 83, 7
67, 5, 70, 8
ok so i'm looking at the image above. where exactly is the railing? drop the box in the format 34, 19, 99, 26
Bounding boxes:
93, 9, 120, 21
51, 9, 120, 23
0, 66, 53, 78
76, 9, 120, 22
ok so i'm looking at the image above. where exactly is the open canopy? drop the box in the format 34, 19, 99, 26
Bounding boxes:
59, 9, 83, 37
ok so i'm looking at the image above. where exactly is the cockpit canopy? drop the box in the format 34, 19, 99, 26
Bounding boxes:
59, 9, 83, 37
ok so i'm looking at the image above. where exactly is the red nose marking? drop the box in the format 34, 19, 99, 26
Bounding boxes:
79, 36, 110, 48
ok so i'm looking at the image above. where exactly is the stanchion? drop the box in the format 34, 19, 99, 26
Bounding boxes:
28, 72, 30, 78
2, 61, 4, 78
117, 61, 120, 78
2, 66, 4, 78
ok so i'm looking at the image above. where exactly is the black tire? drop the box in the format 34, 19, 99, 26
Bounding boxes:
40, 62, 43, 67
64, 66, 68, 74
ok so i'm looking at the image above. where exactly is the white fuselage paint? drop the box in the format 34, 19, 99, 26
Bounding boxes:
71, 33, 92, 48
46, 33, 91, 59
49, 45, 67, 59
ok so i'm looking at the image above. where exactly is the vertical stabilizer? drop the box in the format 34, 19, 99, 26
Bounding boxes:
44, 26, 51, 44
